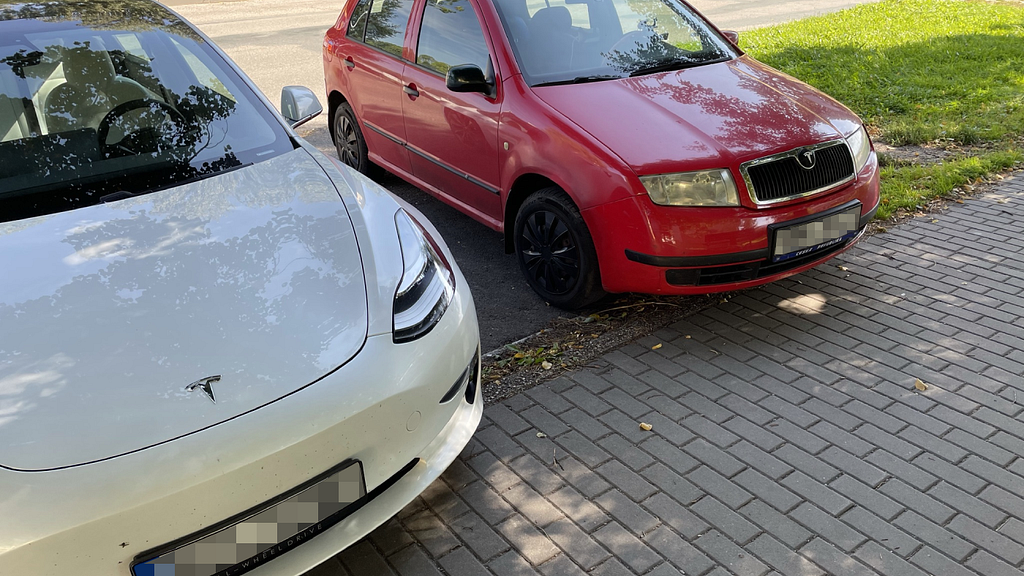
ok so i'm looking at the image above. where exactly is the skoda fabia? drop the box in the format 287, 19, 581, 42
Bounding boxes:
324, 0, 880, 308
0, 1, 482, 575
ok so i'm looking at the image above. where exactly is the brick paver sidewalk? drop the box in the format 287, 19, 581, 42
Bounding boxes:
316, 174, 1024, 576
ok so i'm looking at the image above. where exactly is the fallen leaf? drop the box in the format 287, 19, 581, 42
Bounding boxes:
652, 343, 663, 350
914, 379, 928, 391
685, 335, 692, 339
541, 361, 553, 370
639, 422, 653, 431
536, 432, 547, 438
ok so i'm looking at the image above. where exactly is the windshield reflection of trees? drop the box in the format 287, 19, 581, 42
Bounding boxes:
0, 0, 202, 41
0, 39, 241, 222
602, 0, 721, 75
604, 32, 694, 74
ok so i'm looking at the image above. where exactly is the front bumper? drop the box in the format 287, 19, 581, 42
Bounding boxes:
0, 283, 482, 576
585, 154, 880, 295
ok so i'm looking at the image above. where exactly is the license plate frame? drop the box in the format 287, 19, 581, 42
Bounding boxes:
770, 201, 862, 263
132, 459, 366, 576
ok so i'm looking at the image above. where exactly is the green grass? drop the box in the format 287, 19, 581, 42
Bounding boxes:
741, 0, 1024, 219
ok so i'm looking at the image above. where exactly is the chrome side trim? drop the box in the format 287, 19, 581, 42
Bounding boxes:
740, 138, 855, 207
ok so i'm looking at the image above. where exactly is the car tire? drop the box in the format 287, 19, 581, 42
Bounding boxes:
332, 102, 377, 177
514, 188, 605, 310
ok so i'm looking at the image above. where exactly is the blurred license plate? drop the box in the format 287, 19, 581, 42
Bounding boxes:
133, 461, 365, 576
772, 204, 861, 263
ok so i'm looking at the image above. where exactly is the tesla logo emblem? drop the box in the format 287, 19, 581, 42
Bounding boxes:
186, 375, 221, 404
796, 149, 817, 170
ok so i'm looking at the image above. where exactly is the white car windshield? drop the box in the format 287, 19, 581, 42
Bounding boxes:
0, 1, 292, 222
491, 0, 737, 86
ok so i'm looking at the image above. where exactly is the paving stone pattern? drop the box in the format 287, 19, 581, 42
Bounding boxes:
313, 177, 1024, 576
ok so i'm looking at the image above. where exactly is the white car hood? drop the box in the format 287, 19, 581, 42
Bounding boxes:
0, 149, 368, 471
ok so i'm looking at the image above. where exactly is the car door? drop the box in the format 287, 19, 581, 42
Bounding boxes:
338, 0, 416, 174
402, 0, 502, 227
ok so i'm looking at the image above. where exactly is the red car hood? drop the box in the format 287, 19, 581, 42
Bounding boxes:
533, 55, 862, 175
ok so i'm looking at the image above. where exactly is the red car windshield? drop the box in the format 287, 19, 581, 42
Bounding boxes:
491, 0, 737, 86
0, 1, 292, 223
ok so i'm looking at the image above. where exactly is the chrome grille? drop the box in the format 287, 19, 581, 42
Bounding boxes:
741, 140, 855, 204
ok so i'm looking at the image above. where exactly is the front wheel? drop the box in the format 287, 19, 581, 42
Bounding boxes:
332, 102, 376, 176
514, 188, 604, 309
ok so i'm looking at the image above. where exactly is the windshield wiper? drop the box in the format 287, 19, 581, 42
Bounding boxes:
533, 75, 623, 87
628, 57, 703, 77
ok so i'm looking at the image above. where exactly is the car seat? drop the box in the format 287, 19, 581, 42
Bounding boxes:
43, 44, 148, 132
528, 6, 575, 75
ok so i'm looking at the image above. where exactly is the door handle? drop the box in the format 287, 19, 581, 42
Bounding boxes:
403, 84, 419, 97
344, 57, 355, 70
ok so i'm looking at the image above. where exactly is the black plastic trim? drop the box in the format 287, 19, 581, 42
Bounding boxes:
465, 350, 480, 405
440, 363, 471, 404
860, 200, 879, 228
363, 122, 500, 195
363, 121, 404, 146
627, 198, 878, 269
625, 247, 768, 268
665, 227, 865, 287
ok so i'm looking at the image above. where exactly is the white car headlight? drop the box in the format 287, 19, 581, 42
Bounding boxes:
640, 169, 739, 207
847, 125, 872, 172
393, 209, 455, 343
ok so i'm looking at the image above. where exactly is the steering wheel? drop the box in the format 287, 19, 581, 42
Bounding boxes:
98, 99, 187, 158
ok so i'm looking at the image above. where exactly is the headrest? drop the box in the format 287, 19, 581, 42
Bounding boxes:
532, 6, 572, 30
62, 44, 116, 88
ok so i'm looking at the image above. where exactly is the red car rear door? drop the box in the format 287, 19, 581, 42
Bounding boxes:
338, 0, 416, 174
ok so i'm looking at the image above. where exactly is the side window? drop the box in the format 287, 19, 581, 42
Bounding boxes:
347, 0, 372, 41
365, 0, 415, 57
416, 0, 491, 76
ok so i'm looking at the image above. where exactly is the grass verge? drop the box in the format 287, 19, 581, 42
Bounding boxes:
741, 0, 1024, 219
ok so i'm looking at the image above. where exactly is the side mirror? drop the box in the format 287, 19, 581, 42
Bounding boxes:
446, 65, 491, 94
281, 86, 323, 128
721, 30, 739, 46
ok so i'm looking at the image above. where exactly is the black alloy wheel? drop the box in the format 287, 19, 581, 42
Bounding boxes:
332, 102, 374, 176
514, 188, 604, 309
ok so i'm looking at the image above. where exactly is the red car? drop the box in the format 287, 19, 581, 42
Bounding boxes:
323, 0, 879, 308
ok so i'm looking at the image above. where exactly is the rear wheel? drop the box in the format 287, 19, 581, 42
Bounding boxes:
332, 102, 376, 176
514, 188, 604, 309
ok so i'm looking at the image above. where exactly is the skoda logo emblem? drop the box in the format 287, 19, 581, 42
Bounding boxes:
796, 149, 817, 170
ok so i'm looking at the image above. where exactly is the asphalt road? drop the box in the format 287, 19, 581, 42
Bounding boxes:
170, 0, 882, 352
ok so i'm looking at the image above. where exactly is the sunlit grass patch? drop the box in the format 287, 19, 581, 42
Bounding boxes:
741, 0, 1024, 219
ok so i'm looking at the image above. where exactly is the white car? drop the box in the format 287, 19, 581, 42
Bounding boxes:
0, 1, 482, 575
